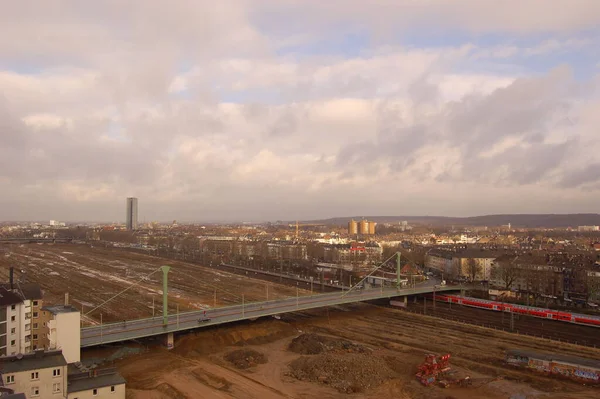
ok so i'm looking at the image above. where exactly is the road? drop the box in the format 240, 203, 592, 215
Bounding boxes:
80, 284, 463, 347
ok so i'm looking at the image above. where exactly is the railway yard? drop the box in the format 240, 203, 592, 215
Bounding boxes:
402, 299, 600, 348
2, 242, 600, 398
0, 243, 307, 323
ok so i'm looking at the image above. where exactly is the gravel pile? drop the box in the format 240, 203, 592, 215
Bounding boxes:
288, 333, 369, 355
288, 353, 396, 393
224, 349, 267, 369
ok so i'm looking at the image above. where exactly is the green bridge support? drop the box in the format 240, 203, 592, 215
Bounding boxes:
161, 265, 171, 326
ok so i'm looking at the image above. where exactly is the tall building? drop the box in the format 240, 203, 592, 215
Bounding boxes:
126, 197, 138, 230
359, 220, 369, 235
348, 220, 358, 235
368, 221, 377, 235
0, 270, 43, 357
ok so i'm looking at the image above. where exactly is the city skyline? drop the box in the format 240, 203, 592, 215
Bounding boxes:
1, 2, 600, 221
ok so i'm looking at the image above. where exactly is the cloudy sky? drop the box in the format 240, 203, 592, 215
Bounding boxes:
1, 1, 600, 222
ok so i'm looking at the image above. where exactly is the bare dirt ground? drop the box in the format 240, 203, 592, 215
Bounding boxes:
103, 303, 600, 399
0, 243, 307, 323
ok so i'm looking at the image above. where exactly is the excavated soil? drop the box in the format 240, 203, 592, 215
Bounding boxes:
107, 301, 600, 399
288, 333, 370, 355
288, 352, 396, 393
225, 349, 268, 369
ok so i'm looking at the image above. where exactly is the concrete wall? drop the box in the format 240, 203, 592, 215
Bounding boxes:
67, 383, 126, 399
48, 312, 81, 363
3, 364, 67, 398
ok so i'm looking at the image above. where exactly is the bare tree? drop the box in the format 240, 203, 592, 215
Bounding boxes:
466, 258, 481, 282
492, 257, 520, 290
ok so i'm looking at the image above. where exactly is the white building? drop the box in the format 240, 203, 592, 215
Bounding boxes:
578, 225, 600, 232
1, 350, 68, 398
0, 285, 39, 357
0, 350, 126, 399
41, 306, 81, 364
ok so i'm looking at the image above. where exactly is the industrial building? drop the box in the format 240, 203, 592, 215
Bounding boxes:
347, 219, 376, 235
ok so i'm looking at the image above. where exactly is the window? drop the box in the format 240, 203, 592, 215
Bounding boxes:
10, 340, 15, 346
93, 388, 98, 396
52, 383, 61, 393
111, 386, 115, 392
10, 328, 15, 334
11, 305, 15, 310
11, 316, 15, 322
33, 323, 38, 329
33, 300, 38, 306
31, 386, 39, 397
31, 371, 39, 380
33, 312, 38, 318
33, 334, 38, 339
53, 368, 61, 377
6, 375, 14, 384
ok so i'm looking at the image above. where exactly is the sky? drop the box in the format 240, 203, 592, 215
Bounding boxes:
1, 0, 600, 223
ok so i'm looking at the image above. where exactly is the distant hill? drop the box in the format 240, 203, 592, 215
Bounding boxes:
301, 214, 600, 228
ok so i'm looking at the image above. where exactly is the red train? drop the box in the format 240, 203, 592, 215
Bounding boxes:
431, 294, 600, 328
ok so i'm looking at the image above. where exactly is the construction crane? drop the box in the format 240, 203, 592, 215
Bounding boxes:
287, 221, 326, 239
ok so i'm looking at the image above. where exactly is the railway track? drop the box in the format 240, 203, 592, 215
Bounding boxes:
403, 299, 600, 348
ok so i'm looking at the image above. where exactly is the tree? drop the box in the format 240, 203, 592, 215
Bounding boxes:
492, 257, 520, 290
466, 258, 481, 282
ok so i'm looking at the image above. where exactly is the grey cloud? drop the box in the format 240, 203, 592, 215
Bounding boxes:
446, 66, 576, 154
560, 163, 600, 188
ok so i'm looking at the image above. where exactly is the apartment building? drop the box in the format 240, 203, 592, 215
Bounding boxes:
0, 351, 125, 399
0, 288, 25, 357
39, 305, 80, 364
265, 241, 307, 260
0, 350, 68, 398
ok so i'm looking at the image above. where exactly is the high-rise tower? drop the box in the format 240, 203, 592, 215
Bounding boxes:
348, 219, 358, 235
126, 197, 138, 230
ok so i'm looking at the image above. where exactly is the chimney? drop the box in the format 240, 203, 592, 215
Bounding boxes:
9, 267, 14, 290
64, 292, 69, 306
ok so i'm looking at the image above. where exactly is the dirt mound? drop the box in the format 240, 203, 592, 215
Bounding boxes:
224, 349, 268, 369
288, 353, 396, 393
288, 333, 369, 355
174, 319, 295, 356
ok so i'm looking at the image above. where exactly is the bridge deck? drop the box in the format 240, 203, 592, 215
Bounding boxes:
81, 285, 462, 347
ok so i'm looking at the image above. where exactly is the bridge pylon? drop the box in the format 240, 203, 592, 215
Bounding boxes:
396, 252, 401, 290
161, 265, 171, 326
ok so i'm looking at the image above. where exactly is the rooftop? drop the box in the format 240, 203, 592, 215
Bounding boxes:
0, 287, 23, 307
0, 282, 43, 301
67, 370, 126, 393
41, 305, 78, 315
0, 350, 67, 374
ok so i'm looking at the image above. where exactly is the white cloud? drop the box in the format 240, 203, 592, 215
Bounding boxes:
0, 1, 598, 221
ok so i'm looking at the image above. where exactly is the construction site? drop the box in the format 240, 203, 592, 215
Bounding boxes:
93, 302, 599, 399
2, 242, 599, 398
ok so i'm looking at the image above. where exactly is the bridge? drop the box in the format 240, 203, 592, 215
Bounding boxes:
81, 284, 462, 348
